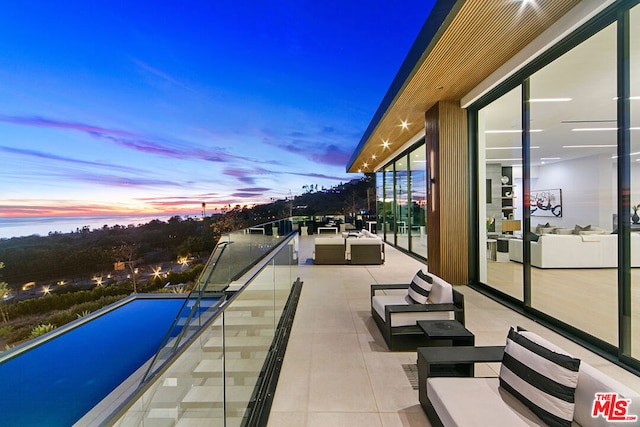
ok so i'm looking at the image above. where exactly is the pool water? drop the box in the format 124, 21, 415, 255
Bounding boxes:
0, 297, 218, 426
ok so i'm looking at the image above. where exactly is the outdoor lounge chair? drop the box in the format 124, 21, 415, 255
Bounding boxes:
370, 270, 464, 351
418, 327, 640, 427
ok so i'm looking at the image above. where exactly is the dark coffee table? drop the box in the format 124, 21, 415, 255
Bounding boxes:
417, 320, 475, 347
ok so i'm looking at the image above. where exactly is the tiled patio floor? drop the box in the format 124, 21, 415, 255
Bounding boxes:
267, 235, 640, 427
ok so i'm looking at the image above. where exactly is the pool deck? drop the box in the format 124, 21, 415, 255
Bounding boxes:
267, 235, 640, 426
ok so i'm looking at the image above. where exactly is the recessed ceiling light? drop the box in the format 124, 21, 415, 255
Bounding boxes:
363, 162, 369, 168
571, 127, 617, 132
485, 129, 542, 133
540, 157, 561, 160
371, 154, 377, 160
382, 140, 390, 149
486, 146, 540, 150
562, 144, 616, 148
400, 120, 410, 130
572, 126, 640, 131
529, 98, 572, 102
612, 96, 640, 100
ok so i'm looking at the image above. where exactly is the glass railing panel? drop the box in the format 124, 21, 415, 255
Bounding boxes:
273, 239, 297, 321
205, 220, 293, 288
222, 261, 277, 423
110, 230, 299, 427
113, 314, 225, 426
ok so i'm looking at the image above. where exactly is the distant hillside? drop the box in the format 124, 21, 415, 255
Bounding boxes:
288, 175, 375, 217
0, 176, 375, 287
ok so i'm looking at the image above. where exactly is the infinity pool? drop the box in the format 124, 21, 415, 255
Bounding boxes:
0, 296, 219, 426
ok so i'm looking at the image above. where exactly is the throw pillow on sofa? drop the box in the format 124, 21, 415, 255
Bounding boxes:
574, 224, 591, 234
499, 326, 581, 427
406, 270, 432, 304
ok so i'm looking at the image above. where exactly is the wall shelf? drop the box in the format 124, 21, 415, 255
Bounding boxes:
501, 167, 515, 219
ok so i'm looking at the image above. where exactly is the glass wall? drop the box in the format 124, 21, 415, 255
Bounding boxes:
376, 171, 384, 237
395, 156, 410, 250
410, 145, 428, 257
383, 164, 394, 239
375, 141, 428, 260
474, 2, 639, 365
478, 87, 523, 301
631, 4, 640, 359
528, 21, 618, 345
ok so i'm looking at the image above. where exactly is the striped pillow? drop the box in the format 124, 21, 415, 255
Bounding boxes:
499, 327, 580, 427
406, 270, 432, 304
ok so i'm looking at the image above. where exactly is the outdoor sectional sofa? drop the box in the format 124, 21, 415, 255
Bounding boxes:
419, 327, 640, 427
312, 233, 384, 265
371, 270, 464, 351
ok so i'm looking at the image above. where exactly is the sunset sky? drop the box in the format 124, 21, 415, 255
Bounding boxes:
0, 1, 434, 218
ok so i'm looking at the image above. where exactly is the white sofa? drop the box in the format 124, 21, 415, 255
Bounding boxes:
508, 234, 640, 268
422, 328, 640, 427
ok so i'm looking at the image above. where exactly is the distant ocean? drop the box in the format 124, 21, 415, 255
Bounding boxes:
0, 214, 199, 239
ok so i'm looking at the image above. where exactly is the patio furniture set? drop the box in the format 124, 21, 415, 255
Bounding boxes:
313, 229, 384, 265
370, 270, 639, 426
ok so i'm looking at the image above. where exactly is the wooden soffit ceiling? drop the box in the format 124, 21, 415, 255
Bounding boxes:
347, 0, 581, 173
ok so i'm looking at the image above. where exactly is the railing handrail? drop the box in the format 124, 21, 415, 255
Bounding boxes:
139, 218, 294, 386
139, 241, 231, 384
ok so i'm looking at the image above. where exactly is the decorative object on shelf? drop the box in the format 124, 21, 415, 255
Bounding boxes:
633, 204, 640, 224
504, 191, 512, 197
486, 216, 495, 232
531, 188, 562, 218
500, 176, 510, 185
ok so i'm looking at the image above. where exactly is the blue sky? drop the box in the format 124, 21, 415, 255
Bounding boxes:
0, 1, 434, 217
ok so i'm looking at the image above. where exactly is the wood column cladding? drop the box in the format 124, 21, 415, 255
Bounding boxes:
425, 100, 468, 285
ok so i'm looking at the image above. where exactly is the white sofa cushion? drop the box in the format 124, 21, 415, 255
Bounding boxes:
314, 237, 344, 245
371, 295, 452, 327
574, 362, 640, 427
428, 377, 542, 426
407, 270, 432, 304
500, 327, 581, 427
428, 275, 454, 304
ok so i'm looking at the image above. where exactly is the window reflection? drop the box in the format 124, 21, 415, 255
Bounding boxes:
383, 164, 394, 241
410, 145, 428, 258
395, 157, 409, 250
479, 87, 523, 300
529, 22, 617, 345
630, 4, 639, 359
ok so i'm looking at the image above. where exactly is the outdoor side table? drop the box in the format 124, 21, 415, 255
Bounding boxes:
417, 345, 504, 378
417, 320, 475, 347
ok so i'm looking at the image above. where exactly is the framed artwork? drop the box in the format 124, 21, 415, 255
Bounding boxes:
531, 189, 562, 217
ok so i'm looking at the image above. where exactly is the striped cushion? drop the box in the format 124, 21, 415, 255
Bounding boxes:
499, 327, 580, 427
406, 270, 432, 304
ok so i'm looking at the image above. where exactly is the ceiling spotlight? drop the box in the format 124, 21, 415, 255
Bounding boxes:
363, 162, 369, 168
400, 120, 410, 130
371, 154, 377, 160
382, 140, 390, 149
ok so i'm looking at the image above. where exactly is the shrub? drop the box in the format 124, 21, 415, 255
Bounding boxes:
0, 325, 12, 337
4, 325, 32, 344
30, 323, 56, 338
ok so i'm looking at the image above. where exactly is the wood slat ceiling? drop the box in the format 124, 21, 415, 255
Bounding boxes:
348, 0, 581, 173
